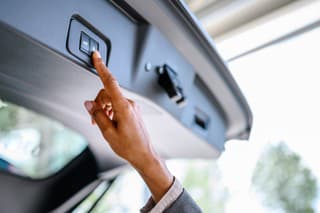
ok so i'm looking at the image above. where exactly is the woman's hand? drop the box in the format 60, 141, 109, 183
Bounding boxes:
84, 51, 173, 202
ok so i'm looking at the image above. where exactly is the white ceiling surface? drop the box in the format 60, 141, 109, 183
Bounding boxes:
191, 0, 297, 38
190, 0, 320, 59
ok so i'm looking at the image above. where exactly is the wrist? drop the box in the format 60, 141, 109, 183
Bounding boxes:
131, 151, 174, 202
126, 145, 157, 171
130, 150, 163, 174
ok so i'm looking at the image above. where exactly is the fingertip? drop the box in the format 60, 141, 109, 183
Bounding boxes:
84, 101, 93, 112
92, 51, 101, 59
92, 53, 105, 76
91, 118, 96, 125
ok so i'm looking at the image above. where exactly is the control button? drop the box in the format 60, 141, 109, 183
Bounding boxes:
90, 38, 99, 53
158, 64, 187, 107
80, 31, 90, 55
176, 87, 187, 108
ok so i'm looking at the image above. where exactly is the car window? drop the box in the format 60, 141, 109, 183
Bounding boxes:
90, 169, 150, 212
72, 181, 111, 213
0, 99, 87, 178
84, 160, 225, 212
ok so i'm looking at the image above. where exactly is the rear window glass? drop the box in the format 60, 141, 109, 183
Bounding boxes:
0, 99, 87, 178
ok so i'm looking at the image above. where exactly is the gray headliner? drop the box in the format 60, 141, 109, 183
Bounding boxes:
126, 0, 252, 139
0, 20, 220, 172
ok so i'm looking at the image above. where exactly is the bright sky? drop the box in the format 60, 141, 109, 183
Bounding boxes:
216, 20, 320, 213
217, 0, 320, 61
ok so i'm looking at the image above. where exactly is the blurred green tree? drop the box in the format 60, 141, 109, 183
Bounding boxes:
252, 142, 317, 213
0, 100, 87, 177
183, 160, 229, 212
0, 100, 18, 132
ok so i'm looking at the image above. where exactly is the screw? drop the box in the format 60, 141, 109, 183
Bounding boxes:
145, 62, 152, 72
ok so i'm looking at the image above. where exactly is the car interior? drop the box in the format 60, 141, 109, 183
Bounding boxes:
0, 0, 255, 212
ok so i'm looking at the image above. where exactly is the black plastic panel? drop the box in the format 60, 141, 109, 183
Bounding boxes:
0, 148, 98, 213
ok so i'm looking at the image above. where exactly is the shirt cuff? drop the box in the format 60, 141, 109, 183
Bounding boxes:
140, 177, 183, 213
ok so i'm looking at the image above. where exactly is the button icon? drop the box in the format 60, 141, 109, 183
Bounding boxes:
90, 39, 99, 53
80, 32, 90, 55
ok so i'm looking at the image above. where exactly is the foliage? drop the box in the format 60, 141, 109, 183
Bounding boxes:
252, 142, 317, 213
0, 101, 18, 132
86, 160, 229, 213
0, 100, 87, 178
182, 160, 229, 213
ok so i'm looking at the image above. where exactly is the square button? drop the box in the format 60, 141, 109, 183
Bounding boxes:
90, 38, 99, 53
80, 31, 90, 55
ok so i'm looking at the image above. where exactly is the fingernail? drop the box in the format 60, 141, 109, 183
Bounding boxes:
84, 101, 93, 112
91, 118, 96, 125
93, 51, 101, 59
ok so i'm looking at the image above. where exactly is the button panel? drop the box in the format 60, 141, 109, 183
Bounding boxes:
89, 38, 99, 53
80, 31, 99, 56
67, 17, 110, 69
80, 31, 90, 55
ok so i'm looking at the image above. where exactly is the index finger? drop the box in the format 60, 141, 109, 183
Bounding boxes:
92, 51, 124, 103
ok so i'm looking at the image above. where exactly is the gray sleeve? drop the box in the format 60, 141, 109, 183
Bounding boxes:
164, 189, 202, 213
141, 178, 202, 213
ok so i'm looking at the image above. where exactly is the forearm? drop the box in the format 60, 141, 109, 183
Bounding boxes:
131, 152, 173, 203
86, 51, 176, 206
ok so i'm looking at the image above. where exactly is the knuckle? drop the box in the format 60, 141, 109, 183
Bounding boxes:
98, 89, 109, 103
131, 101, 139, 110
96, 89, 104, 101
122, 101, 132, 113
102, 128, 112, 138
92, 108, 104, 119
98, 88, 105, 95
130, 100, 136, 107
